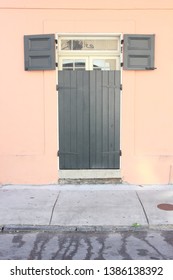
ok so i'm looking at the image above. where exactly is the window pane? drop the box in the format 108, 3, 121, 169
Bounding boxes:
84, 40, 118, 50
73, 40, 83, 50
93, 59, 117, 70
61, 40, 84, 50
61, 39, 119, 51
62, 59, 73, 69
62, 59, 86, 70
75, 60, 85, 68
61, 40, 71, 50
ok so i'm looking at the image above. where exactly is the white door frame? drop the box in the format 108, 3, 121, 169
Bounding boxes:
55, 33, 123, 179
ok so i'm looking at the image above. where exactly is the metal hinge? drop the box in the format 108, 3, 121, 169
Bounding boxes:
55, 39, 58, 50
55, 62, 58, 67
120, 62, 123, 67
57, 151, 59, 157
120, 84, 122, 91
120, 150, 122, 156
56, 85, 59, 91
55, 39, 58, 45
121, 39, 124, 53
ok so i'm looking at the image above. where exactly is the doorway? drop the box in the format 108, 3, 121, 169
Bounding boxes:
57, 35, 122, 171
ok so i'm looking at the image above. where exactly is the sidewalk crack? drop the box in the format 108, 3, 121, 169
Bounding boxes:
49, 191, 61, 225
136, 191, 149, 225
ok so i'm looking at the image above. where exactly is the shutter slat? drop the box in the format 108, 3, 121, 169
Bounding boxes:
123, 34, 155, 70
24, 34, 55, 71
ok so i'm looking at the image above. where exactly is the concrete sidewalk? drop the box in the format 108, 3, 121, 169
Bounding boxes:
0, 184, 173, 232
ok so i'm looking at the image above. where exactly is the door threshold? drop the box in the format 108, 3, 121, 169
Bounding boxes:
59, 169, 121, 179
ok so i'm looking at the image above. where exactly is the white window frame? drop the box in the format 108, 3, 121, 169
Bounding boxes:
57, 33, 122, 70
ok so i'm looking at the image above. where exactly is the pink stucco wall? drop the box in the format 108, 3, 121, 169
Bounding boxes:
0, 0, 173, 184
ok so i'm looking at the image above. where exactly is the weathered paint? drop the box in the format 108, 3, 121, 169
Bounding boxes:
0, 0, 173, 184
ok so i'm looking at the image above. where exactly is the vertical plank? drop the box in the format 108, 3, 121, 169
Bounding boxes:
108, 71, 116, 168
102, 71, 109, 168
82, 71, 90, 168
63, 70, 71, 168
76, 71, 83, 168
70, 71, 77, 168
114, 70, 121, 168
58, 71, 65, 169
96, 71, 103, 168
89, 71, 96, 167
76, 70, 90, 168
90, 71, 103, 168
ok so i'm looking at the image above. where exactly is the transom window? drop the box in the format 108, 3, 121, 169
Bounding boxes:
61, 38, 119, 51
57, 35, 121, 71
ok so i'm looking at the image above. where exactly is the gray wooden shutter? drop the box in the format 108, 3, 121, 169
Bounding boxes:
24, 34, 55, 70
58, 70, 121, 169
123, 34, 155, 70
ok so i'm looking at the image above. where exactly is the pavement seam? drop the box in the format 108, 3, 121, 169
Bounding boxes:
136, 191, 150, 225
49, 191, 61, 226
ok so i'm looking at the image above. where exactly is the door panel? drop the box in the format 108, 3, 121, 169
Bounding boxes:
58, 70, 120, 169
90, 71, 120, 168
58, 71, 90, 169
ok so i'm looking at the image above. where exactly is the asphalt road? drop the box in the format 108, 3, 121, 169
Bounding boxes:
0, 230, 173, 260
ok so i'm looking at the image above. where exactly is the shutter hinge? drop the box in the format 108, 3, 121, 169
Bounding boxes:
120, 62, 123, 67
55, 62, 58, 67
120, 84, 122, 91
57, 151, 59, 157
56, 85, 59, 91
121, 39, 124, 53
119, 150, 122, 156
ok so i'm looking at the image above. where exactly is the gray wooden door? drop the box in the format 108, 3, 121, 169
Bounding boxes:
58, 70, 120, 169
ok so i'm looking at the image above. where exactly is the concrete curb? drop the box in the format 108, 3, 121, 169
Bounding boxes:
0, 224, 148, 233
1, 224, 173, 233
